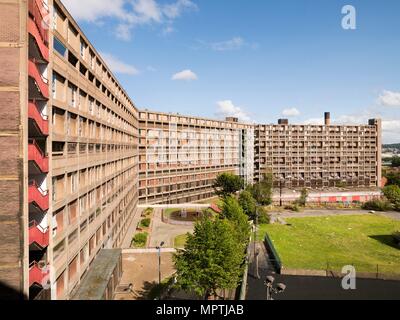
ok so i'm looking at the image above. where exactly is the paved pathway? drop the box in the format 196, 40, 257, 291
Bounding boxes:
379, 211, 400, 221
148, 208, 194, 248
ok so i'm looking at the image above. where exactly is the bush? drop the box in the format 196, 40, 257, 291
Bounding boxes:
362, 200, 391, 212
132, 233, 148, 247
285, 204, 301, 212
140, 218, 151, 228
258, 212, 271, 224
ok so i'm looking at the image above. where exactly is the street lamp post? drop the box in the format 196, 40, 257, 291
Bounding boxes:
264, 276, 286, 300
156, 241, 165, 285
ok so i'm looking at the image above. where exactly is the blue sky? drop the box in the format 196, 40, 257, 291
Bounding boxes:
63, 0, 400, 143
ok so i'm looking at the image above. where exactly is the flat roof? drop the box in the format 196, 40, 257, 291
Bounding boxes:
72, 249, 121, 300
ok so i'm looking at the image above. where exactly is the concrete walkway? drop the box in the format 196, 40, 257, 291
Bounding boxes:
148, 208, 194, 248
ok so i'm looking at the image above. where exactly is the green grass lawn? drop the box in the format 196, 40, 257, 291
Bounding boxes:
174, 234, 189, 248
257, 215, 400, 274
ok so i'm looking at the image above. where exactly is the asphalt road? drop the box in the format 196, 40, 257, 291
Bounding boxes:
246, 242, 400, 300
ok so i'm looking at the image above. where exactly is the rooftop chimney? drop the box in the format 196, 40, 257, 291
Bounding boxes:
324, 112, 331, 126
226, 117, 239, 123
278, 119, 289, 125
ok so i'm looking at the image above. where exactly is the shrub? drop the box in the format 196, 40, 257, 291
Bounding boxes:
285, 204, 301, 212
258, 211, 271, 224
362, 200, 391, 212
132, 233, 148, 247
140, 218, 151, 228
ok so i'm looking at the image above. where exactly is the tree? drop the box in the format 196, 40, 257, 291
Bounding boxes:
383, 185, 400, 211
222, 196, 251, 248
392, 156, 400, 168
173, 217, 245, 299
213, 173, 244, 198
238, 191, 257, 220
386, 172, 400, 187
297, 188, 309, 206
247, 174, 273, 205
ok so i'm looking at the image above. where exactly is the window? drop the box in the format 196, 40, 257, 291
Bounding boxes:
71, 173, 78, 193
54, 37, 67, 57
52, 76, 56, 98
80, 41, 86, 59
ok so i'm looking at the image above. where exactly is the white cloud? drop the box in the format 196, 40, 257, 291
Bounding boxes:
195, 37, 259, 52
378, 90, 400, 107
62, 0, 130, 22
163, 0, 198, 19
63, 0, 197, 41
302, 117, 324, 125
215, 100, 251, 123
100, 52, 139, 75
133, 0, 162, 23
162, 25, 175, 35
147, 66, 157, 72
303, 113, 400, 143
282, 108, 300, 117
211, 37, 244, 51
172, 69, 198, 81
382, 120, 400, 143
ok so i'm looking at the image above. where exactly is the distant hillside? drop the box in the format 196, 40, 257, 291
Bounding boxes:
383, 144, 400, 150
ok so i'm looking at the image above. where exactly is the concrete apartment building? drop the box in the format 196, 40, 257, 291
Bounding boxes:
255, 113, 382, 190
0, 0, 382, 301
0, 0, 139, 300
138, 111, 254, 204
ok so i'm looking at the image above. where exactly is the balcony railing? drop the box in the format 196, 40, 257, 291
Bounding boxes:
29, 220, 49, 249
29, 261, 50, 287
28, 0, 49, 45
28, 139, 49, 173
28, 60, 49, 100
28, 101, 49, 136
28, 17, 49, 62
28, 180, 49, 212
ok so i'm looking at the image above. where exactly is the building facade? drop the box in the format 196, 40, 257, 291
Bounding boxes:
255, 114, 382, 189
0, 0, 382, 301
138, 111, 254, 204
0, 0, 139, 300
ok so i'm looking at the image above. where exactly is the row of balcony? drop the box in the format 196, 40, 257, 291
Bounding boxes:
29, 220, 49, 250
29, 261, 50, 288
28, 59, 49, 100
29, 180, 49, 212
29, 101, 49, 136
28, 0, 50, 299
28, 0, 49, 45
29, 139, 49, 174
28, 17, 49, 62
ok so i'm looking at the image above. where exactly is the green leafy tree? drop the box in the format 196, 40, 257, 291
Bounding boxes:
173, 218, 246, 299
392, 156, 400, 168
386, 172, 400, 187
247, 174, 273, 205
297, 188, 309, 206
383, 185, 400, 210
213, 173, 244, 198
238, 191, 257, 220
222, 196, 251, 247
